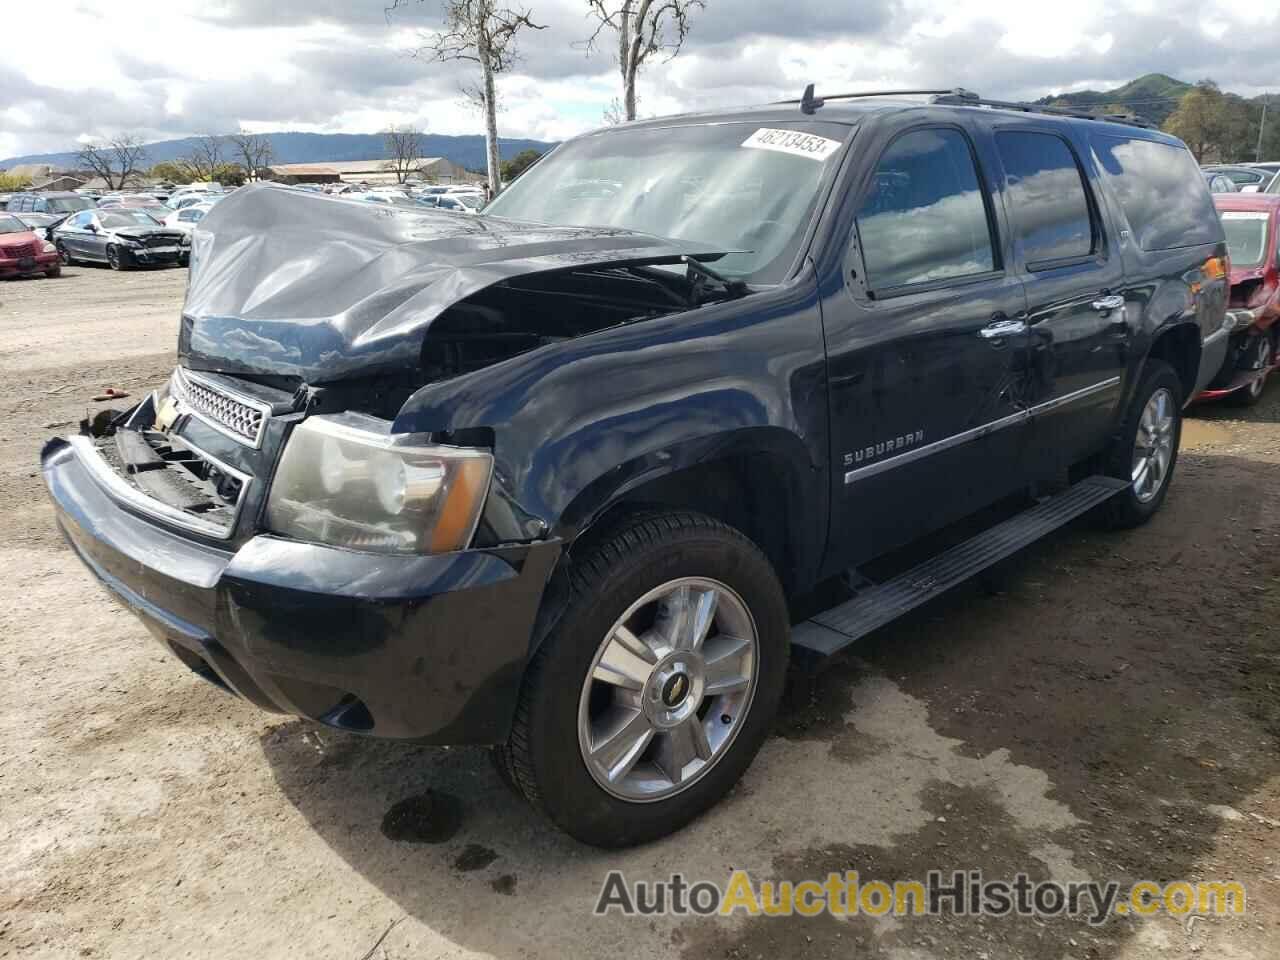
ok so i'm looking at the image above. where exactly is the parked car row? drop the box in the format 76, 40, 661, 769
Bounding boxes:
1201, 161, 1280, 193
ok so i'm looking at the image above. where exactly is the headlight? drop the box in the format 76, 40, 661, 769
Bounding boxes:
41, 241, 56, 253
265, 414, 493, 554
181, 234, 191, 246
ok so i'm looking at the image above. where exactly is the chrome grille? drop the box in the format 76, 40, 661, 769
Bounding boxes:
171, 367, 271, 448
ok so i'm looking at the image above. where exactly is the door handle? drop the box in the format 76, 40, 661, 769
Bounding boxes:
1092, 295, 1125, 312
978, 318, 1027, 339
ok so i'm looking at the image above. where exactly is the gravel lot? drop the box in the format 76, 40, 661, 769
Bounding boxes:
2, 264, 1278, 960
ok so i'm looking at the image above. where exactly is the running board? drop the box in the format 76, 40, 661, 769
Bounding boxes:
792, 475, 1129, 658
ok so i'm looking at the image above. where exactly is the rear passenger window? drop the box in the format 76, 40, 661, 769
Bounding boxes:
996, 131, 1095, 266
1092, 134, 1221, 251
855, 127, 995, 292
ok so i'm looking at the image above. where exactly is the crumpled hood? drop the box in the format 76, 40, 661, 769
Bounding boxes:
181, 183, 727, 383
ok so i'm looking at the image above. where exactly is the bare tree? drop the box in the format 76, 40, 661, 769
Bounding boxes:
180, 134, 227, 182
383, 125, 425, 183
392, 0, 545, 194
228, 130, 275, 181
76, 134, 149, 190
585, 1, 704, 122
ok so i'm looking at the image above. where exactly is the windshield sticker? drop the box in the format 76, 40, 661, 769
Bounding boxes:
742, 128, 842, 161
1220, 211, 1270, 220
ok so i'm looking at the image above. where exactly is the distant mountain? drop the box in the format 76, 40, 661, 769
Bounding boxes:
0, 131, 557, 174
1035, 73, 1195, 125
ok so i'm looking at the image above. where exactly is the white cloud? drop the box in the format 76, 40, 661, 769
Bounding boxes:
2, 0, 1280, 162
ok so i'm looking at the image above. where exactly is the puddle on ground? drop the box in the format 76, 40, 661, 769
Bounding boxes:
1182, 419, 1234, 450
380, 790, 465, 844
453, 843, 499, 872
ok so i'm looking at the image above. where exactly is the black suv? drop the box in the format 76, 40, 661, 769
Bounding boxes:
42, 89, 1227, 847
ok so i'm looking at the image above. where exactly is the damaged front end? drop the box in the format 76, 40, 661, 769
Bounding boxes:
178, 183, 745, 418
40, 183, 760, 740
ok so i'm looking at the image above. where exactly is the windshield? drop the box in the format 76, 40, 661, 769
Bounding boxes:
457, 194, 482, 209
45, 196, 95, 213
1221, 211, 1270, 267
0, 215, 29, 235
101, 211, 160, 228
484, 120, 853, 281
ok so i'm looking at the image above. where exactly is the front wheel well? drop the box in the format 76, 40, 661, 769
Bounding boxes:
1146, 323, 1200, 401
568, 455, 807, 599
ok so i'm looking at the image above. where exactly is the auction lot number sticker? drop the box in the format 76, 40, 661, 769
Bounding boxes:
742, 128, 842, 161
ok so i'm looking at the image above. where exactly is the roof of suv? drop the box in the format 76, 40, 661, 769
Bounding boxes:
596, 92, 1176, 145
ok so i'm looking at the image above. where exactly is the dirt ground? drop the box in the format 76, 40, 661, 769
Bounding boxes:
1, 265, 1278, 960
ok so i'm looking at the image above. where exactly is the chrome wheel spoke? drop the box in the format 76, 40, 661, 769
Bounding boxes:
702, 633, 752, 696
654, 718, 713, 785
588, 707, 655, 783
660, 584, 719, 651
592, 624, 658, 691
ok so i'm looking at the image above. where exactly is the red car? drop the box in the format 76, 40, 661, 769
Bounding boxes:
1204, 194, 1280, 404
0, 212, 61, 279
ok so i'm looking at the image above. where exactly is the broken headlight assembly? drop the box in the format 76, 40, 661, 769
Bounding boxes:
265, 414, 493, 554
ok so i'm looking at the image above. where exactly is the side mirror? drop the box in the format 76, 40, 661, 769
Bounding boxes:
86, 223, 98, 232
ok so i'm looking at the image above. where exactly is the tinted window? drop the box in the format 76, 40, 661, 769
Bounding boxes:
1092, 135, 1221, 250
0, 215, 27, 234
996, 131, 1094, 266
855, 127, 995, 291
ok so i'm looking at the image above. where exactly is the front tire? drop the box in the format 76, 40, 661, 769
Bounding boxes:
502, 511, 789, 847
56, 242, 73, 266
106, 245, 127, 271
1103, 360, 1182, 528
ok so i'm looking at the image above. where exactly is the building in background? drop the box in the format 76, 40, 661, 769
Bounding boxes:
264, 157, 477, 185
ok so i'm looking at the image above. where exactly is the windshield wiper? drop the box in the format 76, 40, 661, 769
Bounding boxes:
682, 255, 750, 305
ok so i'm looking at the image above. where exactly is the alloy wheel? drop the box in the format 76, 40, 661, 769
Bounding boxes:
577, 577, 758, 802
1248, 338, 1273, 400
1131, 387, 1175, 503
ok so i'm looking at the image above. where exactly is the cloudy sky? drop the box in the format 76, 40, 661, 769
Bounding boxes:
3, 0, 1277, 161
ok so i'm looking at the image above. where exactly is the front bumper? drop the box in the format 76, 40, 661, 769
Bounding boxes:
0, 252, 58, 275
42, 436, 560, 743
124, 245, 183, 264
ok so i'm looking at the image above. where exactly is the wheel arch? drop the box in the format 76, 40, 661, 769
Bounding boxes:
552, 426, 827, 601
1143, 321, 1201, 403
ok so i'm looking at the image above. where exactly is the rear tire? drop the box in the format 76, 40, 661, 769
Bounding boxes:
1103, 360, 1182, 528
502, 511, 789, 848
44, 265, 61, 278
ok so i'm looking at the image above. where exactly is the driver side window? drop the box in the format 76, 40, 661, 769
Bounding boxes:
854, 127, 997, 295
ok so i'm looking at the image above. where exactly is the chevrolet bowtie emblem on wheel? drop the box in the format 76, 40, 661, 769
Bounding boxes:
662, 673, 689, 707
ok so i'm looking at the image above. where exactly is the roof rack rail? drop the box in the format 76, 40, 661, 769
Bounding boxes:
777, 84, 1154, 129
929, 91, 1156, 129
776, 84, 973, 115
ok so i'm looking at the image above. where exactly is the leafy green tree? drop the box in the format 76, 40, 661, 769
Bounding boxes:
500, 148, 542, 181
210, 164, 247, 187
0, 172, 31, 191
1162, 80, 1251, 162
148, 161, 187, 183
